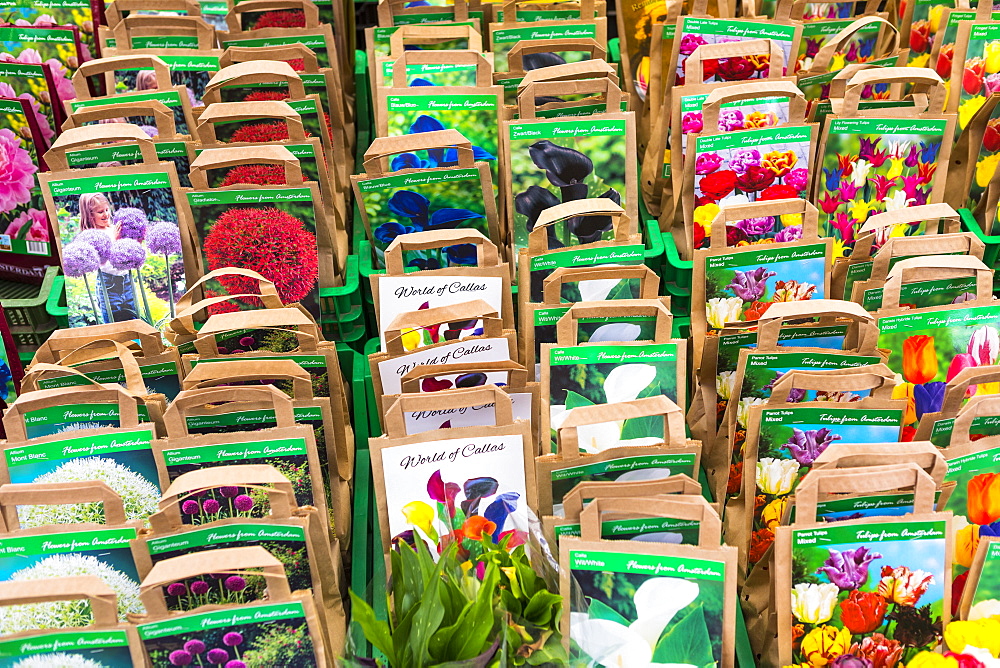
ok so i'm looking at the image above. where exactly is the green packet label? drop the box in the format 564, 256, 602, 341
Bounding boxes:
680, 93, 786, 113
555, 517, 701, 540
138, 601, 307, 639
802, 19, 880, 36
46, 172, 172, 196
0, 527, 137, 556
373, 22, 476, 39
988, 541, 1000, 560
130, 35, 199, 49
491, 23, 598, 43
187, 187, 314, 206
971, 23, 1000, 40
551, 453, 696, 481
706, 243, 826, 270
931, 415, 1000, 446
34, 362, 179, 389
760, 406, 902, 426
534, 310, 655, 327
568, 549, 726, 580
184, 406, 323, 430
550, 343, 678, 365
20, 403, 150, 427
221, 34, 328, 51
385, 93, 498, 112
5, 428, 154, 467
191, 354, 327, 369
718, 324, 849, 353
382, 61, 479, 77
194, 143, 316, 159
829, 117, 948, 135
65, 142, 188, 166
358, 168, 480, 193
0, 630, 131, 659
118, 55, 220, 71
0, 26, 74, 42
878, 303, 1000, 333
69, 90, 184, 111
530, 245, 644, 271
696, 125, 812, 152
746, 351, 881, 370
681, 16, 796, 40
792, 520, 947, 547
510, 118, 626, 140
815, 492, 919, 519
393, 11, 485, 24
948, 10, 1000, 26
946, 444, 1000, 479
0, 61, 45, 77
0, 99, 27, 115
146, 523, 306, 555
161, 436, 309, 466
861, 276, 978, 311
798, 54, 900, 86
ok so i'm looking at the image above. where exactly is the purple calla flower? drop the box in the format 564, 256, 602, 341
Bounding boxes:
785, 427, 842, 465
461, 477, 499, 516
727, 267, 777, 302
427, 470, 445, 503
816, 546, 882, 589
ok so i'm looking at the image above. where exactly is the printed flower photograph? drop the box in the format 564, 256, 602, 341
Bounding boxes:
534, 313, 659, 372
952, 28, 1000, 132
881, 322, 1000, 435
758, 0, 859, 20
748, 407, 903, 566
372, 34, 472, 62
187, 194, 321, 318
815, 125, 946, 259
569, 568, 726, 667
795, 21, 882, 74
386, 108, 499, 188
144, 618, 316, 667
788, 528, 947, 666
73, 94, 191, 137
968, 105, 1000, 212
961, 539, 1000, 622
678, 95, 790, 156
702, 247, 826, 332
360, 178, 490, 270
547, 349, 680, 452
392, 302, 487, 352
907, 3, 950, 69
54, 185, 186, 330
5, 7, 97, 59
394, 469, 528, 562
113, 66, 208, 109
0, 103, 49, 253
691, 135, 813, 250
674, 26, 792, 86
509, 132, 627, 254
0, 34, 80, 144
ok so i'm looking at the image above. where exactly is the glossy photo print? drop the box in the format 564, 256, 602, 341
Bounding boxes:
673, 17, 797, 86
0, 97, 53, 264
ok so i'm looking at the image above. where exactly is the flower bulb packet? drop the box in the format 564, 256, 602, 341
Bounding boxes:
615, 0, 671, 102
0, 619, 142, 667
219, 26, 344, 97
854, 276, 980, 312
947, 20, 1000, 136
547, 493, 712, 548
915, 369, 1000, 446
795, 15, 889, 75
493, 44, 613, 108
0, 96, 58, 281
959, 536, 1000, 619
490, 20, 609, 73
109, 52, 222, 110
560, 539, 737, 667
2, 381, 156, 439
378, 58, 480, 89
3, 3, 96, 66
365, 22, 480, 92
929, 6, 1000, 90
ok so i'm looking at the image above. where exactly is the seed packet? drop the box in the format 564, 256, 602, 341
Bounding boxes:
182, 147, 332, 321
135, 546, 329, 666
551, 493, 716, 547
535, 395, 701, 516
560, 537, 737, 667
692, 199, 830, 360
0, 481, 147, 623
0, 96, 58, 281
522, 268, 663, 376
0, 577, 145, 665
489, 6, 608, 73
683, 81, 817, 253
69, 55, 198, 136
370, 386, 535, 555
503, 79, 637, 256
915, 368, 1000, 446
775, 464, 951, 667
366, 23, 482, 91
353, 131, 500, 270
39, 125, 191, 331
814, 71, 956, 254
369, 299, 518, 418
5, 2, 97, 63
372, 229, 512, 347
0, 24, 84, 140
0, 426, 161, 525
960, 535, 1000, 619
736, 368, 904, 574
795, 14, 893, 74
517, 197, 643, 305
540, 323, 687, 453
667, 15, 802, 88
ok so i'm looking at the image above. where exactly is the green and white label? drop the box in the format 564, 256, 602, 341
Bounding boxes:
569, 549, 725, 580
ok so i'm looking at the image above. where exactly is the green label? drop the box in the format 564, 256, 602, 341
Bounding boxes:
793, 520, 947, 547
193, 143, 316, 159
69, 90, 183, 111
120, 55, 220, 70
802, 19, 879, 36
5, 428, 154, 467
989, 541, 1000, 560
530, 245, 644, 271
374, 21, 475, 39
138, 601, 307, 639
829, 118, 948, 135
799, 54, 899, 87
601, 517, 701, 538
34, 362, 178, 389
46, 172, 172, 197
0, 61, 45, 78
192, 354, 326, 369
696, 126, 812, 152
931, 415, 1000, 446
146, 523, 306, 554
0, 630, 130, 659
550, 343, 678, 365
65, 142, 188, 166
747, 351, 881, 370
0, 26, 73, 42
862, 276, 978, 311
394, 11, 485, 24
220, 34, 327, 50
971, 23, 1000, 40
552, 453, 696, 481
491, 23, 598, 43
816, 492, 917, 518
509, 118, 626, 140
130, 35, 199, 48
760, 406, 902, 426
385, 94, 497, 112
568, 549, 725, 580
20, 404, 150, 428
161, 437, 308, 466
878, 303, 1000, 333
707, 243, 826, 270
357, 168, 480, 193
382, 61, 478, 77
946, 444, 1000, 480
681, 17, 796, 40
680, 93, 786, 113
0, 528, 137, 557
184, 406, 323, 430
187, 187, 313, 206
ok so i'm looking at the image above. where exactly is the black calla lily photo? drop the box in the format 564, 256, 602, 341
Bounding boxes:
522, 52, 567, 71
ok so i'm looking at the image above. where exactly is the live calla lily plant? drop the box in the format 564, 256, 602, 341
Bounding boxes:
345, 537, 566, 667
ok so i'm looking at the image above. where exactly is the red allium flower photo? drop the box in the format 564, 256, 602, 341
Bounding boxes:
250, 9, 306, 29
219, 164, 287, 187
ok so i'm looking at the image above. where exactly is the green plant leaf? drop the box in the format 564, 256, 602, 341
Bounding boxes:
523, 590, 562, 627
605, 281, 634, 301
636, 381, 663, 400
565, 391, 596, 410
586, 598, 629, 626
620, 414, 663, 441
650, 604, 715, 666
407, 558, 446, 666
349, 590, 397, 666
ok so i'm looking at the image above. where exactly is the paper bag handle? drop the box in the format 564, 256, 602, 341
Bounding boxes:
398, 360, 528, 393
501, 0, 595, 24
112, 14, 216, 51
555, 298, 673, 345
951, 395, 1000, 448
506, 38, 606, 74
362, 129, 475, 177
843, 67, 945, 115
809, 16, 899, 74
219, 44, 319, 71
795, 463, 936, 520
0, 578, 119, 627
561, 473, 702, 520
709, 199, 819, 249
528, 199, 630, 254
203, 60, 306, 104
861, 204, 961, 233
383, 385, 515, 437
22, 340, 147, 394
188, 144, 304, 188
181, 358, 313, 399
163, 385, 297, 436
195, 100, 306, 143
0, 481, 128, 529
45, 123, 159, 170
756, 300, 875, 350
880, 255, 993, 310
541, 265, 659, 304
556, 395, 686, 458
169, 267, 284, 336
383, 299, 501, 355
64, 99, 179, 139
226, 0, 320, 31
701, 81, 806, 131
388, 24, 483, 56
579, 496, 721, 545
30, 319, 165, 361
3, 381, 142, 441
941, 366, 1000, 414
74, 54, 173, 98
383, 228, 499, 274
766, 364, 896, 402
106, 0, 202, 24
685, 39, 785, 83
518, 78, 622, 119
391, 50, 493, 88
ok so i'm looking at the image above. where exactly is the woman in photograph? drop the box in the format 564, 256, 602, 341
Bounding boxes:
78, 192, 139, 322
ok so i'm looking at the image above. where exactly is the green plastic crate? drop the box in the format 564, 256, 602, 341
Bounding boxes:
355, 49, 372, 140
320, 255, 367, 346
0, 265, 59, 329
663, 225, 694, 290
960, 207, 1000, 270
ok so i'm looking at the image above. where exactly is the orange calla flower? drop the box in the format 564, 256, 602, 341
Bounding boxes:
968, 472, 1000, 525
462, 515, 497, 540
903, 335, 938, 384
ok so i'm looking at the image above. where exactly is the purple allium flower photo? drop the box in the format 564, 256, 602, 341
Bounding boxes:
223, 632, 243, 647
113, 207, 148, 241
146, 221, 182, 256
220, 486, 240, 498
224, 575, 247, 592
202, 498, 221, 514
816, 546, 882, 589
184, 640, 206, 655
207, 648, 230, 664
108, 238, 146, 271
225, 662, 247, 668
61, 241, 100, 278
74, 228, 111, 263
166, 582, 187, 597
190, 580, 211, 595
181, 500, 200, 515
234, 495, 254, 512
168, 649, 193, 666
785, 427, 842, 465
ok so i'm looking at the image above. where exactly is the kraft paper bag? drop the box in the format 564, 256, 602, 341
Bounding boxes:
489, 0, 608, 74
958, 534, 1000, 619
915, 366, 1000, 446
561, 493, 718, 547
495, 43, 611, 108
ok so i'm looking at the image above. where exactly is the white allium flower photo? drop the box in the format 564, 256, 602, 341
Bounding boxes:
13, 653, 107, 668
